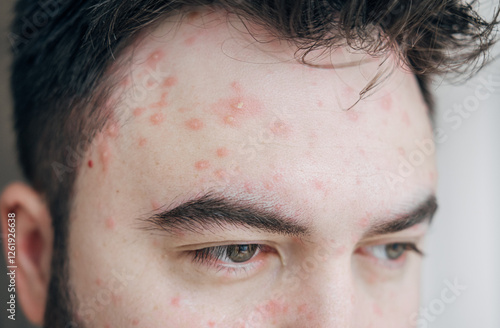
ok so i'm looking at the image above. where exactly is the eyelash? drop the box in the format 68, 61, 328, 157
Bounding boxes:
358, 242, 424, 268
190, 244, 271, 275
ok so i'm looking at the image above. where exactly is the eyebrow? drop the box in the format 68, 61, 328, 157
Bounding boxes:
140, 193, 309, 237
363, 195, 438, 238
139, 193, 437, 238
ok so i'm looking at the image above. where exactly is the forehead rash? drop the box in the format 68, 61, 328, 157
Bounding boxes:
150, 91, 169, 109
133, 106, 146, 117
380, 94, 393, 111
149, 112, 165, 125
105, 216, 116, 230
194, 159, 211, 170
185, 118, 204, 130
401, 111, 411, 127
146, 49, 165, 69
269, 119, 292, 138
210, 82, 265, 127
216, 147, 229, 157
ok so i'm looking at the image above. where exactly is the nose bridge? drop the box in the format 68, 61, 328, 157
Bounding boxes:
292, 257, 355, 328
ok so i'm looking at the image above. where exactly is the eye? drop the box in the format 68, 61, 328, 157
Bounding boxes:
191, 243, 273, 268
364, 242, 423, 261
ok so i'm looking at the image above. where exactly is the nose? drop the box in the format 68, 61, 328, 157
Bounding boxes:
282, 257, 356, 328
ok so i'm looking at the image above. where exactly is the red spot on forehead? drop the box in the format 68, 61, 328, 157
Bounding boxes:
381, 94, 393, 111
132, 318, 139, 326
185, 118, 204, 131
208, 321, 216, 327
312, 179, 324, 190
401, 111, 411, 127
398, 147, 406, 155
317, 100, 323, 107
195, 160, 210, 170
171, 297, 180, 307
230, 81, 243, 93
151, 199, 162, 210
138, 137, 148, 147
184, 36, 197, 46
162, 76, 178, 88
216, 147, 229, 158
147, 50, 164, 69
133, 107, 146, 117
214, 169, 229, 181
150, 112, 165, 125
346, 111, 359, 122
150, 92, 168, 109
270, 120, 291, 137
105, 216, 115, 230
95, 278, 102, 286
107, 123, 120, 138
87, 160, 93, 168
99, 141, 111, 172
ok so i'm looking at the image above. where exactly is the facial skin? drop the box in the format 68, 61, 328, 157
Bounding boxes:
2, 9, 437, 328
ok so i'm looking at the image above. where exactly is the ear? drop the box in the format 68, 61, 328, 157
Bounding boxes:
1, 182, 53, 325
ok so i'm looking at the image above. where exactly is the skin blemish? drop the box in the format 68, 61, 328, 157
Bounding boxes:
257, 299, 289, 317
171, 297, 181, 307
381, 94, 393, 111
401, 111, 411, 127
146, 50, 165, 69
151, 199, 162, 210
214, 169, 228, 181
150, 92, 168, 109
132, 318, 140, 326
99, 140, 112, 172
317, 100, 323, 107
106, 123, 120, 138
185, 118, 204, 131
312, 179, 324, 190
105, 216, 115, 230
398, 147, 406, 156
346, 111, 359, 122
87, 160, 93, 168
270, 120, 291, 137
150, 112, 165, 125
216, 147, 229, 158
195, 160, 210, 170
133, 107, 146, 117
162, 76, 178, 88
184, 36, 197, 46
95, 278, 102, 286
138, 137, 148, 147
223, 115, 236, 126
208, 321, 216, 327
178, 106, 192, 113
211, 85, 264, 127
373, 304, 383, 317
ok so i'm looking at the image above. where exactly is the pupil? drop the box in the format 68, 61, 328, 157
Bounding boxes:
385, 243, 405, 260
227, 244, 257, 263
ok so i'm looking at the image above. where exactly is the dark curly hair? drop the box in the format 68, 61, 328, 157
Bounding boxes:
8, 0, 499, 326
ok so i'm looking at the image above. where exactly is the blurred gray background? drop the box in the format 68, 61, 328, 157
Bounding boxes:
1, 1, 499, 327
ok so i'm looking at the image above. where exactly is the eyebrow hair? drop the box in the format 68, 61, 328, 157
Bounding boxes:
139, 193, 437, 238
363, 195, 438, 238
140, 193, 309, 237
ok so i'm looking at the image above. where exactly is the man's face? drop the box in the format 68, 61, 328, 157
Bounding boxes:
67, 11, 436, 328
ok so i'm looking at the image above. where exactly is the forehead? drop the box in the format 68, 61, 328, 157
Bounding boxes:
79, 10, 435, 223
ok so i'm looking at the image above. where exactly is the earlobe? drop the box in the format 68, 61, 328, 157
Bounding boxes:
1, 182, 54, 325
